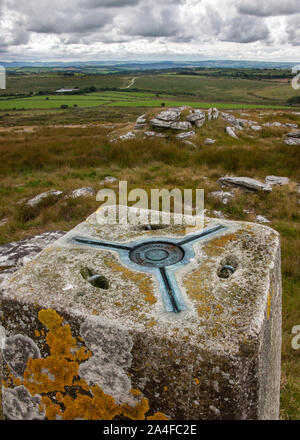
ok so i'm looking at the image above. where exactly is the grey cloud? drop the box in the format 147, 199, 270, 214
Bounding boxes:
238, 0, 299, 17
83, 0, 141, 8
118, 0, 187, 39
285, 14, 300, 46
220, 15, 270, 43
28, 10, 111, 34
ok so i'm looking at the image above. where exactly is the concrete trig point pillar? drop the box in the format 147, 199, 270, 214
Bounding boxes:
0, 206, 281, 420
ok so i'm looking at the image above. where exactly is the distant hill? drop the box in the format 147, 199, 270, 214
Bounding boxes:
0, 60, 298, 70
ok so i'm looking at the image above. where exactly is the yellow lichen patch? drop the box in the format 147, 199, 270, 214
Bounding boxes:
23, 309, 90, 395
147, 412, 169, 420
104, 257, 156, 305
194, 378, 200, 385
41, 385, 159, 421
197, 305, 211, 317
41, 396, 62, 420
147, 319, 157, 328
38, 309, 91, 362
24, 356, 79, 395
38, 309, 64, 331
130, 389, 142, 397
215, 304, 224, 315
122, 397, 150, 420
61, 387, 123, 420
183, 263, 214, 317
34, 330, 40, 338
203, 232, 240, 257
19, 308, 169, 421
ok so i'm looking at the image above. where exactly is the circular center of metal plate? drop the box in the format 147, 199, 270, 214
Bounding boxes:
129, 242, 184, 268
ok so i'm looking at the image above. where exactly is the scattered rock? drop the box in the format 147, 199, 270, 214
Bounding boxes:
100, 176, 119, 185
256, 215, 270, 224
144, 131, 167, 138
210, 191, 235, 205
150, 118, 172, 129
156, 110, 181, 122
221, 112, 244, 130
284, 138, 300, 146
26, 190, 63, 207
207, 108, 219, 121
195, 118, 206, 128
68, 187, 95, 198
263, 122, 283, 128
251, 125, 262, 131
0, 231, 65, 284
176, 131, 195, 139
204, 138, 216, 145
170, 121, 192, 130
219, 176, 272, 192
265, 176, 289, 186
285, 123, 298, 128
226, 126, 239, 139
134, 114, 147, 129
287, 130, 300, 138
212, 108, 219, 120
186, 110, 206, 123
119, 131, 136, 140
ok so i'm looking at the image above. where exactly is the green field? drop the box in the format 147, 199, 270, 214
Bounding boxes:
0, 71, 299, 111
0, 91, 294, 111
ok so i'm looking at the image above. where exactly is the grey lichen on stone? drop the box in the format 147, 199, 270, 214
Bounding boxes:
2, 386, 44, 420
79, 358, 131, 403
3, 334, 40, 377
80, 316, 133, 367
79, 316, 134, 403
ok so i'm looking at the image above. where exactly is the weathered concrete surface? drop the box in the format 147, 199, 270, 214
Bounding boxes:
0, 207, 281, 420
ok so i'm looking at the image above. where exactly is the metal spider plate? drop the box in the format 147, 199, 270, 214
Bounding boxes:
129, 242, 184, 268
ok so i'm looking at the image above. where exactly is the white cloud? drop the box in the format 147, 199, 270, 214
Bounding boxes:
0, 0, 299, 61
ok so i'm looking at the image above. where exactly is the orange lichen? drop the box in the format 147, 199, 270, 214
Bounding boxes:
194, 378, 200, 385
203, 232, 240, 257
17, 308, 169, 421
147, 412, 169, 420
122, 397, 150, 420
24, 356, 79, 395
34, 330, 40, 338
215, 304, 224, 315
41, 396, 62, 420
130, 389, 142, 396
104, 257, 156, 305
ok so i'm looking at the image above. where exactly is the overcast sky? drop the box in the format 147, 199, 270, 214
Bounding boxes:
0, 0, 299, 62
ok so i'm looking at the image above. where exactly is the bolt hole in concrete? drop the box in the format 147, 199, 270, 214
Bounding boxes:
80, 267, 109, 289
217, 256, 239, 279
137, 224, 169, 231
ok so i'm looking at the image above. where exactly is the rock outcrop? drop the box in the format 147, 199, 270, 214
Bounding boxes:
219, 176, 272, 192
26, 190, 63, 207
0, 231, 66, 285
265, 176, 289, 186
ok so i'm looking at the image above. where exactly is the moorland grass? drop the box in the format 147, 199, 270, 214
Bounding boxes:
0, 109, 299, 419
